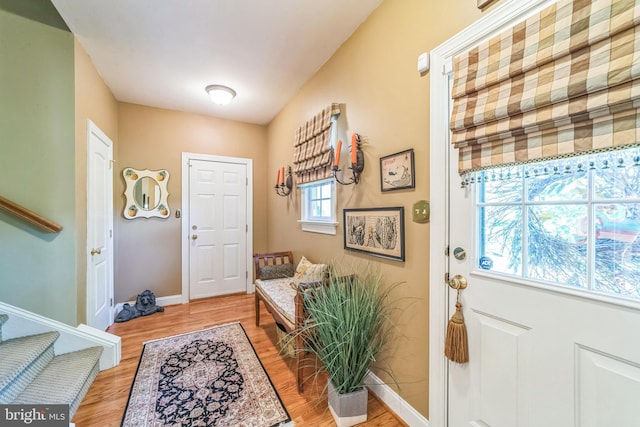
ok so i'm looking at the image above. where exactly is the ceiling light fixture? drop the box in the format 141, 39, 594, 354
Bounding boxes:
205, 84, 236, 105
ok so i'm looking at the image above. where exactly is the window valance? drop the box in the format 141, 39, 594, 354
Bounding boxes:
293, 103, 341, 184
450, 0, 640, 178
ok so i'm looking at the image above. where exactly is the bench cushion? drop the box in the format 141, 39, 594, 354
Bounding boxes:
255, 278, 297, 325
258, 263, 295, 280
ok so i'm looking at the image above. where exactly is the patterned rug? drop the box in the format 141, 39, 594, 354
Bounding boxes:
121, 322, 294, 427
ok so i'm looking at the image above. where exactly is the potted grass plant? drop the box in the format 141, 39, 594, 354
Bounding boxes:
301, 264, 396, 427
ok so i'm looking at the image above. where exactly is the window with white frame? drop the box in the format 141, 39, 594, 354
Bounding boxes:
298, 178, 337, 234
475, 147, 640, 302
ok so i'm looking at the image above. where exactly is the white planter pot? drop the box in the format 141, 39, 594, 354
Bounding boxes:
327, 381, 368, 427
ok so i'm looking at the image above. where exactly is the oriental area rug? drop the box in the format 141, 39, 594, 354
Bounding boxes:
121, 322, 294, 427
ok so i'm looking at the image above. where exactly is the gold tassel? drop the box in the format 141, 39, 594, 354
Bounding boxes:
444, 302, 469, 363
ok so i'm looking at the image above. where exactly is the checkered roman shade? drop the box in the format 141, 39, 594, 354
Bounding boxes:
293, 103, 341, 184
450, 0, 640, 177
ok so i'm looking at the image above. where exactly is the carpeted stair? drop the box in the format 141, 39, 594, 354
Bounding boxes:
0, 314, 102, 417
0, 314, 7, 340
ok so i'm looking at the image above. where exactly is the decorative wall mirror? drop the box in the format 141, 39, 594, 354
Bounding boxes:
123, 168, 170, 219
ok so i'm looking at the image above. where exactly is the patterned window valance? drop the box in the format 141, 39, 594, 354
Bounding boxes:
450, 0, 640, 178
293, 103, 341, 184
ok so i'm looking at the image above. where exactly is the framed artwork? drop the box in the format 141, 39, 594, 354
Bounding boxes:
343, 207, 405, 262
380, 149, 415, 192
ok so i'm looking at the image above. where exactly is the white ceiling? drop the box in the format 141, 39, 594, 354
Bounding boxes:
50, 0, 383, 125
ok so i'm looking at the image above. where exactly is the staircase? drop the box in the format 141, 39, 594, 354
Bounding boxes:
0, 313, 103, 418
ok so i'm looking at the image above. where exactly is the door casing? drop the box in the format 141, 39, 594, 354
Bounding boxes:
181, 152, 253, 303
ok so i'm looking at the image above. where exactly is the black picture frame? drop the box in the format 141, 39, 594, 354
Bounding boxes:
379, 149, 415, 192
343, 207, 405, 262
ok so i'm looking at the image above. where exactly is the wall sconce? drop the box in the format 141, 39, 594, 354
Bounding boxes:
275, 165, 293, 196
332, 133, 364, 185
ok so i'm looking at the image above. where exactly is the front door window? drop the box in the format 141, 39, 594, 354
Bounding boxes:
477, 147, 640, 302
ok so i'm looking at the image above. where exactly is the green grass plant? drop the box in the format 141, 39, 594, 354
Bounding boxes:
302, 264, 395, 395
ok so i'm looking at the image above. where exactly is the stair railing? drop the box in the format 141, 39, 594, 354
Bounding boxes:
0, 195, 63, 233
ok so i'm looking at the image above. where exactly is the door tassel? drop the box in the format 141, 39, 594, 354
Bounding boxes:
444, 301, 469, 363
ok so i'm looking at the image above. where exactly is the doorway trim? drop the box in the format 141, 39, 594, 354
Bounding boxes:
180, 152, 254, 303
428, 1, 555, 425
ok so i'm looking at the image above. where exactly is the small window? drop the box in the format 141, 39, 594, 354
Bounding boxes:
298, 178, 337, 234
476, 147, 640, 302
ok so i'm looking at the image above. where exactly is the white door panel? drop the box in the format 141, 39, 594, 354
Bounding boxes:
87, 120, 114, 330
448, 162, 640, 427
189, 159, 247, 299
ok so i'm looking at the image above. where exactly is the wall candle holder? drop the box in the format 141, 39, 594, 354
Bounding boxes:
275, 166, 293, 196
333, 133, 364, 185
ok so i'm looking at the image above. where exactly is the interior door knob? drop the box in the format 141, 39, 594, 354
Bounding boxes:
192, 234, 198, 240
448, 274, 467, 290
90, 248, 101, 255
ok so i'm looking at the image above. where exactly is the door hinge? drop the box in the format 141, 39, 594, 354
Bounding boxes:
110, 298, 113, 307
444, 245, 450, 256
246, 271, 248, 279
110, 229, 113, 238
246, 224, 248, 232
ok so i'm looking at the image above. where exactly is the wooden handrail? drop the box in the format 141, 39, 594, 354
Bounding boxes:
0, 195, 63, 233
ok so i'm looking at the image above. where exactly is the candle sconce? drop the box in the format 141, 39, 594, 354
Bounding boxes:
333, 134, 364, 185
275, 166, 293, 196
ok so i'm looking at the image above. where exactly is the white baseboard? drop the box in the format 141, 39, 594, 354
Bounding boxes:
365, 370, 429, 427
0, 301, 121, 371
115, 294, 183, 314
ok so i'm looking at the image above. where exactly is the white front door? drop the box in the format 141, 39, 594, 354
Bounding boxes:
445, 156, 640, 427
86, 120, 114, 330
429, 2, 640, 426
188, 158, 248, 299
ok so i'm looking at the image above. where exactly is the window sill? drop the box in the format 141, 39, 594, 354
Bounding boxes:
298, 220, 338, 235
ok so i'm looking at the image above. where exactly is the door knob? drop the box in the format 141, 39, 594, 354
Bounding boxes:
90, 248, 102, 255
448, 274, 467, 290
192, 234, 198, 240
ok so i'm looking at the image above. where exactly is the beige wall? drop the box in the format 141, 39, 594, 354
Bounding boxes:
115, 103, 268, 302
267, 0, 482, 418
74, 38, 119, 324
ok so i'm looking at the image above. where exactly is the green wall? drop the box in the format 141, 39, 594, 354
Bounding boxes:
0, 9, 77, 325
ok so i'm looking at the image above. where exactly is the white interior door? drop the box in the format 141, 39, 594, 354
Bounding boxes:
86, 120, 114, 330
188, 158, 248, 299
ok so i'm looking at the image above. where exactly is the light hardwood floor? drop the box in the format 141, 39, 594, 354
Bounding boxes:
72, 293, 406, 426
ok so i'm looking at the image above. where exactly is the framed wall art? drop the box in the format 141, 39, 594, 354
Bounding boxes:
343, 207, 405, 261
380, 148, 415, 192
